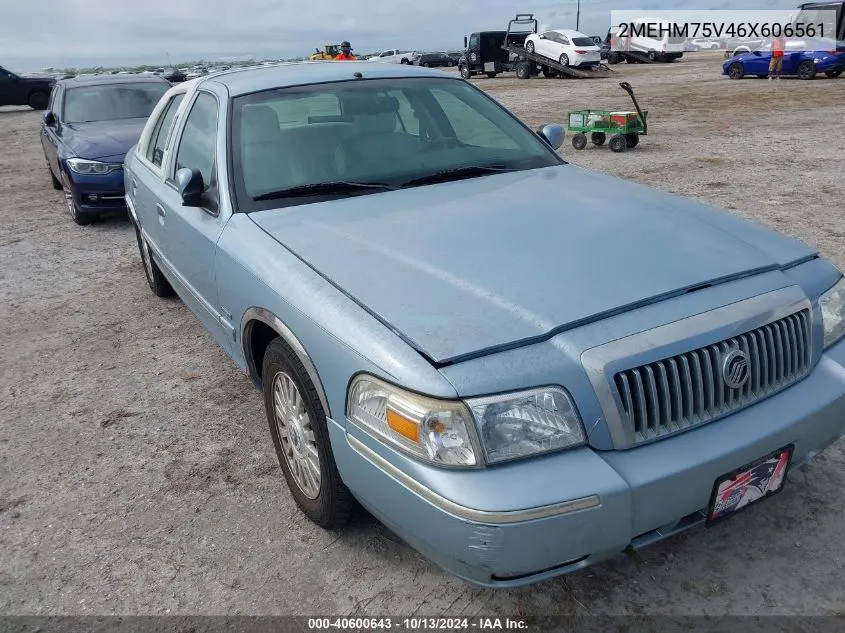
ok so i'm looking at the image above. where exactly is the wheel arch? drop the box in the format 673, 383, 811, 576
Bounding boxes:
241, 307, 332, 418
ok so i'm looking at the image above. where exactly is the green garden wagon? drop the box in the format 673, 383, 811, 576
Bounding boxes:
567, 82, 648, 153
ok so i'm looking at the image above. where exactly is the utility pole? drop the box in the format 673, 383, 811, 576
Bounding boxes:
576, 0, 580, 31
166, 52, 172, 66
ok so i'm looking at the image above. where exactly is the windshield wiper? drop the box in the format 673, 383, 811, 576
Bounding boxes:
400, 164, 516, 188
253, 180, 398, 202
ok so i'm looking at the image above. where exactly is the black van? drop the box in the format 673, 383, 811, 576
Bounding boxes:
458, 31, 514, 78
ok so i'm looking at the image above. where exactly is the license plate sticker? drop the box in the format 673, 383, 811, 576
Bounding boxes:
706, 444, 794, 527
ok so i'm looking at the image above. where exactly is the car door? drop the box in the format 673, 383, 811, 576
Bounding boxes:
536, 32, 554, 57
130, 91, 186, 245
156, 90, 233, 352
40, 85, 62, 173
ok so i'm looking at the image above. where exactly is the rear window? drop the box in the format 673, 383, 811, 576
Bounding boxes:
572, 37, 596, 46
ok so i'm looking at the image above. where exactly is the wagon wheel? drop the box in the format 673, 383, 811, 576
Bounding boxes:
609, 134, 627, 152
796, 60, 816, 80
526, 41, 535, 54
625, 133, 639, 148
591, 132, 606, 146
727, 62, 745, 79
571, 133, 588, 150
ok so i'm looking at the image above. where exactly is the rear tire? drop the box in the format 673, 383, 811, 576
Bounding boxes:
647, 51, 657, 62
486, 72, 497, 78
607, 52, 621, 64
609, 135, 627, 153
571, 133, 588, 150
559, 53, 570, 67
28, 91, 48, 110
262, 338, 353, 529
515, 61, 531, 79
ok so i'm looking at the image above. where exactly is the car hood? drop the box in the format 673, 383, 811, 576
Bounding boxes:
249, 165, 816, 364
63, 118, 147, 161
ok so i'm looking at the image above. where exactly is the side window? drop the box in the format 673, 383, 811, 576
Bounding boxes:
560, 36, 570, 46
146, 94, 185, 167
430, 88, 520, 150
47, 86, 59, 112
469, 34, 479, 49
174, 92, 219, 189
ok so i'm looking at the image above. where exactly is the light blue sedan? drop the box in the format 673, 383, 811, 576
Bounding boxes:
124, 62, 845, 587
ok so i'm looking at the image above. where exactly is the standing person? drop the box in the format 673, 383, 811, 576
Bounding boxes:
769, 34, 785, 80
335, 42, 356, 60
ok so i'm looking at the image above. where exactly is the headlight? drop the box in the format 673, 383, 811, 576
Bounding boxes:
467, 387, 586, 464
347, 375, 478, 467
66, 158, 121, 175
820, 276, 845, 349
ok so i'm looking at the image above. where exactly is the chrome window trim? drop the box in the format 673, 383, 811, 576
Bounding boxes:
347, 434, 601, 524
581, 285, 812, 449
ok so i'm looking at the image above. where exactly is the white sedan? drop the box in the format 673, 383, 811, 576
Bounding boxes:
524, 29, 602, 67
691, 38, 721, 49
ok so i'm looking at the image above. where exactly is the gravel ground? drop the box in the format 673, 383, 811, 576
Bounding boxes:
1, 51, 844, 616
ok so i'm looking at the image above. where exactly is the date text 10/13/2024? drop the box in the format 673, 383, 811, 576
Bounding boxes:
307, 618, 528, 630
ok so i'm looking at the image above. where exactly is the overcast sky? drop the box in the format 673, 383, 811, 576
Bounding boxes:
3, 0, 792, 70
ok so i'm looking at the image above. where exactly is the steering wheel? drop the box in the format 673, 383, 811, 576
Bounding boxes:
419, 137, 467, 153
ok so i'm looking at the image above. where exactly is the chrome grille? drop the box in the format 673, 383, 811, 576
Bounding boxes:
613, 309, 812, 444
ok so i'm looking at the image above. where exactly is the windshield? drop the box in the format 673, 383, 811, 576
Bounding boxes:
63, 83, 168, 123
572, 37, 597, 47
231, 77, 562, 210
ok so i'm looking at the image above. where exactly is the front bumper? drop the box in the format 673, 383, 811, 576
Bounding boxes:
64, 167, 127, 216
333, 339, 845, 588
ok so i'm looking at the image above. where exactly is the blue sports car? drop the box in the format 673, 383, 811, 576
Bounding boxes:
723, 40, 845, 79
40, 74, 170, 225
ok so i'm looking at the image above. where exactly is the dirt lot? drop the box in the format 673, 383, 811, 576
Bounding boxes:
1, 51, 844, 616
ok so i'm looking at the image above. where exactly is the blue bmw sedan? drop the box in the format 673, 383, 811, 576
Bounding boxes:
40, 74, 170, 225
124, 63, 845, 587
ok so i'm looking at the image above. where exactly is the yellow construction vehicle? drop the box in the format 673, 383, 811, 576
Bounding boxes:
309, 44, 340, 60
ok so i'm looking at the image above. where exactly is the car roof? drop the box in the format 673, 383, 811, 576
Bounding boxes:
56, 73, 171, 87
551, 29, 593, 39
195, 61, 459, 97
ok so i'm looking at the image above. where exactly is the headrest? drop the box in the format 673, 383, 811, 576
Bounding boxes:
240, 105, 282, 142
342, 95, 400, 116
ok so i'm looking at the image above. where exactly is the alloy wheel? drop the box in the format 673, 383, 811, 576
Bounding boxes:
272, 371, 321, 499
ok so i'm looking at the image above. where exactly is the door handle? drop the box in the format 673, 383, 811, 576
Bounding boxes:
156, 204, 166, 218
131, 180, 137, 195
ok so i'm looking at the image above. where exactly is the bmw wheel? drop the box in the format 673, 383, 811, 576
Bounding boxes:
60, 174, 91, 225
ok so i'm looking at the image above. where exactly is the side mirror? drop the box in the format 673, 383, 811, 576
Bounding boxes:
175, 167, 204, 206
537, 123, 565, 150
463, 36, 468, 48
42, 110, 56, 126
538, 34, 546, 39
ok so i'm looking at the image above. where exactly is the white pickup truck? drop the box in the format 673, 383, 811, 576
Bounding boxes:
366, 49, 420, 64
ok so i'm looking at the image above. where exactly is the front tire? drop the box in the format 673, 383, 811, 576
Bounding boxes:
526, 41, 535, 54
796, 60, 817, 80
61, 175, 92, 225
459, 64, 471, 79
134, 224, 175, 297
262, 339, 353, 529
728, 62, 745, 79
47, 164, 62, 190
